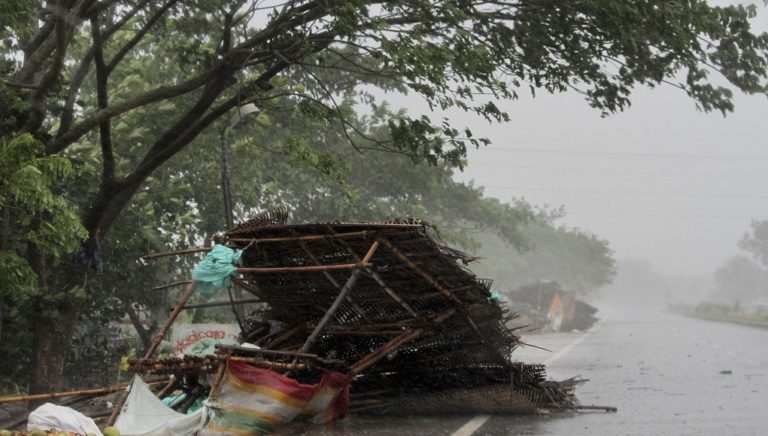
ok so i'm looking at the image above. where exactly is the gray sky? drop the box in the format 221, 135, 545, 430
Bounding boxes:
454, 87, 768, 279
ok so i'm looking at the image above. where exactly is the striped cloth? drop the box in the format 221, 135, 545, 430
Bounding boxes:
201, 360, 350, 435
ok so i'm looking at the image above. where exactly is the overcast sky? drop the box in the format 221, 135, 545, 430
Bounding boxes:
386, 2, 768, 283
455, 86, 768, 280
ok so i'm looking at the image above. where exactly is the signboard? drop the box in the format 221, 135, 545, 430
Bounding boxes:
170, 323, 240, 356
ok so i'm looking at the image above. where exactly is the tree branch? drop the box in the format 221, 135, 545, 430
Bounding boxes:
90, 16, 115, 188
47, 61, 231, 155
106, 0, 180, 73
58, 0, 154, 137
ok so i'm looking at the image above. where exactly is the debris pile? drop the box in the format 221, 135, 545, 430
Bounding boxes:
217, 220, 577, 415
506, 281, 598, 332
3, 218, 601, 434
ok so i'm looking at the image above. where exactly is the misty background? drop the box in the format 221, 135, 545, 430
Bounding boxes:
377, 3, 768, 306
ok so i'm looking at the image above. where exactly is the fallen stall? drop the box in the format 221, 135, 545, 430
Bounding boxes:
3, 218, 609, 434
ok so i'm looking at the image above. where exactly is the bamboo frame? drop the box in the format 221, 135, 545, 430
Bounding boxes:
295, 237, 372, 323
297, 241, 379, 354
377, 237, 487, 342
377, 237, 462, 304
326, 226, 420, 318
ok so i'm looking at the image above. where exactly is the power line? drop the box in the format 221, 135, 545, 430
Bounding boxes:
471, 146, 768, 163
564, 212, 768, 220
481, 184, 768, 199
465, 161, 768, 179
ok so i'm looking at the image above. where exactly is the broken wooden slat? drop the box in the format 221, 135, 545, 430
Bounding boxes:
350, 329, 423, 375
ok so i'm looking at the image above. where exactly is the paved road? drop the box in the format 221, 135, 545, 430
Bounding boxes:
289, 304, 768, 435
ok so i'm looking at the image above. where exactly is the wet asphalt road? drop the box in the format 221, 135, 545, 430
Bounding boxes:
288, 304, 768, 435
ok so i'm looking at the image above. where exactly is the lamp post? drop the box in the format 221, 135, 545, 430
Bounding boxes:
220, 103, 259, 323
220, 103, 260, 228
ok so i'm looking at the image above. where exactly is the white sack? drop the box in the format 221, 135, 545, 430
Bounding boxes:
27, 403, 103, 435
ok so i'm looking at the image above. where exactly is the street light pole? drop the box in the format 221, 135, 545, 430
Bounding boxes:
220, 103, 259, 228
219, 104, 260, 326
219, 127, 235, 229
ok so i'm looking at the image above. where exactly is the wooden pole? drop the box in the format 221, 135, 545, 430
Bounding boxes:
208, 360, 227, 400
141, 247, 212, 261
145, 280, 198, 358
152, 280, 193, 291
0, 380, 167, 404
226, 228, 418, 245
297, 241, 379, 354
295, 238, 372, 323
571, 405, 618, 412
236, 262, 369, 274
107, 280, 198, 426
350, 329, 422, 375
179, 298, 261, 310
157, 378, 181, 400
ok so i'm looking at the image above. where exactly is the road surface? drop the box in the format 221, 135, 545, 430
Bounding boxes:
287, 304, 768, 435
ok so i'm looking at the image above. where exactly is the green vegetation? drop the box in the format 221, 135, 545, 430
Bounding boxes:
0, 0, 766, 396
671, 302, 768, 329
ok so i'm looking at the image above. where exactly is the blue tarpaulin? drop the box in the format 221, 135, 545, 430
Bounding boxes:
191, 245, 242, 293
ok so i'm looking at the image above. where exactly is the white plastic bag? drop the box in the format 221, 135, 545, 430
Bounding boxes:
27, 403, 103, 435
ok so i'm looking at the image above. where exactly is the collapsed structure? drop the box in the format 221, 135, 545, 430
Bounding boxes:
121, 219, 578, 433
2, 218, 589, 434
506, 281, 599, 333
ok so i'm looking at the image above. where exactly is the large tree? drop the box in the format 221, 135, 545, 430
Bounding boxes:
1, 0, 767, 394
739, 220, 768, 268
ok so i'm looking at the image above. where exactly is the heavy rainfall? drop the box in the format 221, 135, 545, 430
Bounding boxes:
0, 0, 767, 435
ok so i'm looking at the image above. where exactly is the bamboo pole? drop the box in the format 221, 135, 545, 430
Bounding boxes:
0, 379, 167, 404
107, 280, 198, 426
295, 238, 372, 323
208, 360, 227, 400
129, 357, 310, 374
236, 262, 369, 274
145, 280, 199, 358
350, 329, 423, 375
226, 227, 419, 245
571, 405, 618, 412
231, 275, 264, 298
152, 280, 193, 291
214, 344, 324, 360
141, 247, 212, 261
297, 241, 379, 354
376, 237, 490, 347
179, 298, 261, 310
157, 378, 181, 400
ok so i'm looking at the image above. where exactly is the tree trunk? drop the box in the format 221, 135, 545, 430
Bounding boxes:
27, 239, 85, 402
29, 307, 80, 396
126, 305, 152, 353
